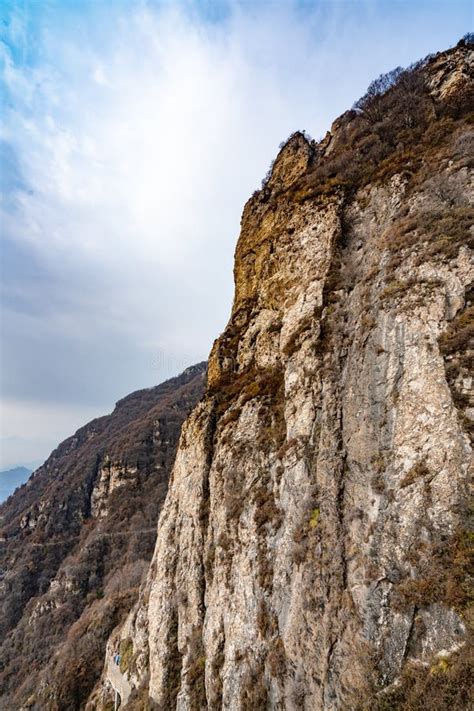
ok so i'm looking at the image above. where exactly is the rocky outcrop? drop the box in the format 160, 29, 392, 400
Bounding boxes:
90, 461, 138, 519
112, 43, 472, 710
0, 364, 206, 710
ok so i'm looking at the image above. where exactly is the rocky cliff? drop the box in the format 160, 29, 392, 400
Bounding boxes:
102, 42, 473, 710
0, 364, 206, 710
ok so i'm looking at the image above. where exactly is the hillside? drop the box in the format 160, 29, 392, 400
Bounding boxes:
89, 40, 473, 710
2, 37, 473, 711
0, 363, 206, 709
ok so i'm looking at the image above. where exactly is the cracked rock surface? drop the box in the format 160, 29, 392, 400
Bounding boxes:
106, 43, 473, 711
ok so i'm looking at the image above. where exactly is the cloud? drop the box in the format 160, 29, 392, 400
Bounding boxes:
0, 0, 470, 467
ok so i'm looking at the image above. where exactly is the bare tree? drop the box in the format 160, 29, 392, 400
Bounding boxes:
391, 70, 428, 128
354, 64, 429, 133
353, 67, 403, 123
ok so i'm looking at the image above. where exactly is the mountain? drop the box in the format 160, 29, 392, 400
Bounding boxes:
0, 466, 32, 504
2, 38, 473, 711
0, 363, 206, 710
86, 40, 472, 710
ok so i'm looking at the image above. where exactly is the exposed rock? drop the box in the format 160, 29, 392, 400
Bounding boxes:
108, 43, 473, 710
3, 40, 473, 711
90, 462, 138, 519
0, 364, 206, 710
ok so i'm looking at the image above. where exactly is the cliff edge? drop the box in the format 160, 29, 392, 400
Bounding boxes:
109, 41, 473, 711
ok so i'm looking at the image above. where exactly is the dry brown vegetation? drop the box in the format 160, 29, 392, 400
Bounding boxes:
371, 644, 473, 711
290, 43, 473, 210
439, 284, 474, 442
369, 525, 474, 710
0, 365, 206, 710
393, 529, 473, 613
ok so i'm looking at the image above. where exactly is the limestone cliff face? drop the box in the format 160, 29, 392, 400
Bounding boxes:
105, 44, 473, 711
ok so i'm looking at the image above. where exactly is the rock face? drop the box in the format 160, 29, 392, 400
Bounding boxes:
113, 43, 472, 710
0, 364, 206, 710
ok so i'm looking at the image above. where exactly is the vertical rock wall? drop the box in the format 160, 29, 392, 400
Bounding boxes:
115, 44, 473, 711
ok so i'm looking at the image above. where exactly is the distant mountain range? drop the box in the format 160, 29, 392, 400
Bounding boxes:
0, 466, 33, 504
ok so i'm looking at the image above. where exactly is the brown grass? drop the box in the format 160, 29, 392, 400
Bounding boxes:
392, 530, 473, 613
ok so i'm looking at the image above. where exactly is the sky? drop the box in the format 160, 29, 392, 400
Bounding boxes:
0, 0, 472, 470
